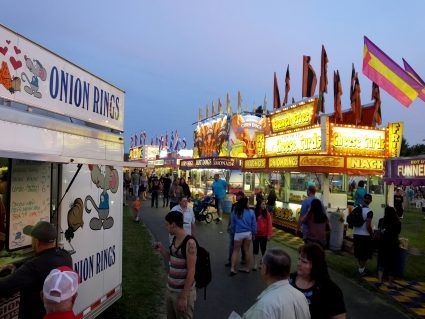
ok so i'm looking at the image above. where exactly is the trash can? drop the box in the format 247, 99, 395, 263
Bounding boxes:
223, 199, 233, 214
329, 211, 344, 251
395, 247, 408, 277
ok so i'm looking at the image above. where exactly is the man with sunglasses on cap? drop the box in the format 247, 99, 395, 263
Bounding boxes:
42, 266, 79, 319
0, 221, 72, 319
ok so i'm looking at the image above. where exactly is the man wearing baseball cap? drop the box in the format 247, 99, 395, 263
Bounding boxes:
42, 266, 79, 319
0, 221, 72, 319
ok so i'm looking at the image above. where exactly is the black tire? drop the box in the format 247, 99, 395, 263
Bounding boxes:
205, 212, 213, 224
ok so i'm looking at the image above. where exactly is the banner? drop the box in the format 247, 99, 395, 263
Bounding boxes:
194, 115, 229, 158
388, 122, 403, 158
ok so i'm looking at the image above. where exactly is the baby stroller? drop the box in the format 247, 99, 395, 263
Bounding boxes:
193, 196, 214, 223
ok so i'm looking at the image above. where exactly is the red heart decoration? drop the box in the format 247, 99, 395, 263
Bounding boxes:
6, 40, 10, 44
13, 46, 21, 54
0, 46, 8, 55
9, 56, 22, 70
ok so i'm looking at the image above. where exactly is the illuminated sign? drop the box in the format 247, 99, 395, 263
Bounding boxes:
244, 158, 266, 169
129, 146, 143, 161
346, 157, 384, 171
269, 100, 316, 133
180, 157, 240, 170
299, 156, 344, 168
265, 127, 322, 156
269, 156, 298, 168
388, 122, 403, 158
154, 159, 164, 166
386, 157, 425, 178
255, 132, 265, 157
330, 126, 386, 157
194, 116, 229, 158
144, 145, 160, 160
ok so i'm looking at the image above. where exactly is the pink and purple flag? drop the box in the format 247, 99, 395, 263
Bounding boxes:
402, 58, 425, 102
363, 36, 422, 107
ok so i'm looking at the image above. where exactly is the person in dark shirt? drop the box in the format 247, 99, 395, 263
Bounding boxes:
180, 177, 191, 200
393, 188, 405, 219
289, 243, 346, 319
161, 174, 172, 207
0, 221, 72, 319
151, 175, 161, 208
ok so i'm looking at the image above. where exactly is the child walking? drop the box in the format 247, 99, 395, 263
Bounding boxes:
132, 196, 142, 223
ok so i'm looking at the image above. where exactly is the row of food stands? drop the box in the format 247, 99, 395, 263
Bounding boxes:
180, 97, 403, 232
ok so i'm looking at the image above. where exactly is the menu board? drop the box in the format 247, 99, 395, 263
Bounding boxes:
8, 160, 51, 250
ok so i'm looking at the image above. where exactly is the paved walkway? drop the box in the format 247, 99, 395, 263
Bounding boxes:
139, 199, 415, 318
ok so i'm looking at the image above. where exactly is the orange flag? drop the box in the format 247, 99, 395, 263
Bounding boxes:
218, 98, 223, 114
302, 56, 317, 97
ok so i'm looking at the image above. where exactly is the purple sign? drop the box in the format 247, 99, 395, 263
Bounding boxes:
384, 156, 425, 186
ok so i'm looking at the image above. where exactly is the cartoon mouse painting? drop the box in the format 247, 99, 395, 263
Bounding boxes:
21, 55, 46, 98
84, 165, 119, 230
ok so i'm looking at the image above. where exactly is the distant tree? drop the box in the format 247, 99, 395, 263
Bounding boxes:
400, 137, 425, 156
400, 137, 410, 156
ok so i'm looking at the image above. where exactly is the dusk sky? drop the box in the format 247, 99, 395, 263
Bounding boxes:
3, 1, 425, 150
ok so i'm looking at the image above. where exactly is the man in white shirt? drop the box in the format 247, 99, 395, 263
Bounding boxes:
243, 248, 310, 319
352, 193, 374, 276
171, 196, 196, 237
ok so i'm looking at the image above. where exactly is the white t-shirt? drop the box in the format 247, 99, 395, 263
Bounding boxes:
352, 206, 373, 236
170, 205, 195, 235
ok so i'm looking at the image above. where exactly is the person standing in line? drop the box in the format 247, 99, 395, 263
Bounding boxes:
230, 196, 256, 275
354, 181, 367, 207
266, 187, 277, 214
162, 174, 172, 207
169, 179, 184, 210
393, 188, 405, 219
225, 191, 245, 267
180, 177, 191, 200
154, 211, 197, 319
376, 206, 401, 288
353, 193, 374, 276
252, 200, 273, 270
289, 243, 346, 319
151, 174, 161, 208
212, 173, 228, 224
301, 199, 330, 248
299, 186, 318, 240
0, 221, 72, 319
243, 248, 310, 319
171, 196, 196, 237
42, 266, 80, 319
131, 170, 141, 199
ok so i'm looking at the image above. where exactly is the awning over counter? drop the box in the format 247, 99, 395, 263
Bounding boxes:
180, 157, 241, 170
384, 156, 425, 186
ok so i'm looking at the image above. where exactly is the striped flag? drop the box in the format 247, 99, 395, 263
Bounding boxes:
302, 56, 317, 97
173, 130, 179, 151
372, 82, 382, 126
318, 45, 328, 113
273, 72, 281, 109
363, 36, 421, 107
333, 70, 343, 122
402, 58, 425, 102
226, 93, 231, 113
283, 65, 290, 106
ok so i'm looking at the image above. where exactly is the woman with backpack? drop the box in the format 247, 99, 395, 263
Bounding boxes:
230, 197, 256, 276
252, 200, 273, 270
376, 206, 401, 288
301, 199, 330, 248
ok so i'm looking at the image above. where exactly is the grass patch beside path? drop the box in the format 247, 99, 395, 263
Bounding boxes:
98, 206, 165, 319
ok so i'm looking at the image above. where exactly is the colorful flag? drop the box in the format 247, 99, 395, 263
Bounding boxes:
139, 131, 144, 146
218, 98, 223, 113
318, 45, 328, 112
273, 72, 281, 109
333, 70, 343, 122
283, 65, 290, 106
134, 134, 138, 146
402, 58, 425, 102
363, 36, 421, 107
211, 101, 215, 116
372, 82, 382, 126
130, 136, 134, 148
238, 91, 242, 113
160, 135, 164, 150
173, 130, 179, 151
169, 131, 173, 150
226, 93, 231, 113
165, 131, 169, 149
302, 56, 317, 97
181, 137, 187, 149
350, 64, 356, 113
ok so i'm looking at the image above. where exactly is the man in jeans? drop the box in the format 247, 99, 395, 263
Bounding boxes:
155, 211, 197, 319
212, 174, 228, 224
151, 175, 161, 208
353, 193, 374, 276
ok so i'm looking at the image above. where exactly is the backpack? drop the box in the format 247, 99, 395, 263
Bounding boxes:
347, 206, 365, 228
176, 235, 212, 300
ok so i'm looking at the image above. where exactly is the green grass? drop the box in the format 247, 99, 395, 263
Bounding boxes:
400, 206, 425, 251
98, 206, 166, 319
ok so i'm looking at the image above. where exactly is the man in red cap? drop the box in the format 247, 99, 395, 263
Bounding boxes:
0, 221, 72, 319
42, 266, 79, 319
